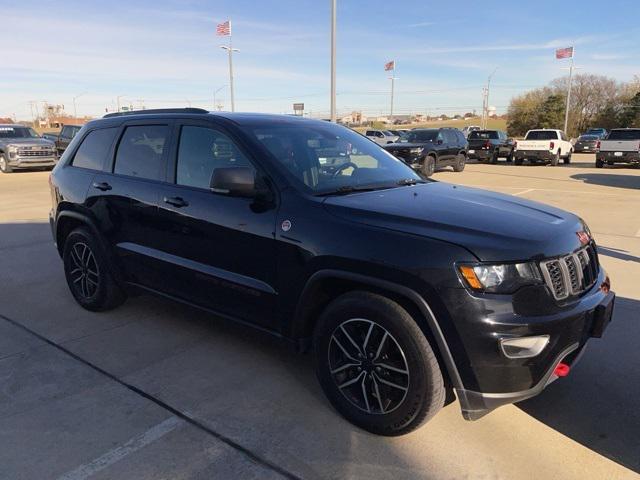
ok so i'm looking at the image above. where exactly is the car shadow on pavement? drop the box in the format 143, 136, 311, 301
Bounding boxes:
571, 173, 640, 190
598, 246, 640, 264
518, 296, 640, 473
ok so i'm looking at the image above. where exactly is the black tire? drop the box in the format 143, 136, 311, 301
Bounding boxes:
0, 154, 13, 173
489, 150, 498, 164
421, 156, 436, 177
563, 151, 572, 164
550, 151, 560, 166
314, 291, 445, 436
63, 227, 126, 311
453, 153, 466, 172
595, 158, 604, 168
506, 150, 514, 162
514, 157, 523, 166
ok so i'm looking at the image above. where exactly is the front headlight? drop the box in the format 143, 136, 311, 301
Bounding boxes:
457, 262, 542, 293
409, 147, 423, 155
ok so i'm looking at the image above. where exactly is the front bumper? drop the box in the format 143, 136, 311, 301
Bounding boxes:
9, 155, 58, 169
514, 150, 553, 161
596, 151, 640, 164
439, 267, 613, 420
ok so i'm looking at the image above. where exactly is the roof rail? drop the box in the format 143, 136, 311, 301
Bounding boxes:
103, 108, 209, 118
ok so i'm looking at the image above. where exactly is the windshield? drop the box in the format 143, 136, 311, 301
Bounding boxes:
245, 122, 421, 195
525, 130, 558, 140
401, 130, 438, 143
607, 129, 640, 140
586, 129, 605, 135
0, 126, 39, 139
469, 130, 499, 140
383, 131, 395, 137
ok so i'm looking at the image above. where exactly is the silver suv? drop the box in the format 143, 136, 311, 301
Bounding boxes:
365, 129, 399, 145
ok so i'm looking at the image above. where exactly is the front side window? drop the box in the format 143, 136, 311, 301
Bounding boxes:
114, 125, 169, 180
246, 121, 420, 195
176, 126, 254, 190
71, 127, 118, 170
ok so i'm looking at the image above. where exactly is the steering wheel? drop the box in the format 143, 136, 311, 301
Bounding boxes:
332, 161, 359, 177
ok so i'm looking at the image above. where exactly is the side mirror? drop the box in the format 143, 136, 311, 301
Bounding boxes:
210, 166, 255, 197
436, 139, 443, 145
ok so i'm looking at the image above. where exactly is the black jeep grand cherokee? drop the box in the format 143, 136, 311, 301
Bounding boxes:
49, 109, 614, 436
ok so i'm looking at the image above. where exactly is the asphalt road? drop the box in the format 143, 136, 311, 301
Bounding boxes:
1, 154, 638, 479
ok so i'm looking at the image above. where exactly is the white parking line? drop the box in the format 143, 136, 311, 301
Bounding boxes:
56, 416, 183, 480
513, 188, 535, 196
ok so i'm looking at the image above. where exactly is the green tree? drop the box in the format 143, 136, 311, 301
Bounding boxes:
538, 94, 565, 129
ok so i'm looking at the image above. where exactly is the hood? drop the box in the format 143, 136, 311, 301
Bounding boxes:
0, 138, 54, 146
322, 182, 585, 261
384, 142, 430, 150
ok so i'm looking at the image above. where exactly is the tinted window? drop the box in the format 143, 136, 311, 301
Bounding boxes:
403, 130, 437, 143
114, 125, 169, 180
71, 127, 117, 171
469, 131, 499, 140
607, 129, 640, 140
176, 126, 254, 189
525, 130, 558, 140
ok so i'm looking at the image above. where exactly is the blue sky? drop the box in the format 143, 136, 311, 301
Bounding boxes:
1, 0, 638, 120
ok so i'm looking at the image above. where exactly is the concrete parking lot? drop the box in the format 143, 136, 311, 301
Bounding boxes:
1, 154, 638, 479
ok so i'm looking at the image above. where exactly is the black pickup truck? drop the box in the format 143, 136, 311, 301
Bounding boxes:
467, 130, 514, 163
52, 124, 83, 155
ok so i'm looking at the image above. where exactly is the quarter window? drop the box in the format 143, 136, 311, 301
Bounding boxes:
176, 126, 254, 190
71, 127, 118, 171
114, 125, 169, 180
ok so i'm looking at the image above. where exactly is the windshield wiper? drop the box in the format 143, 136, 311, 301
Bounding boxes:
315, 185, 393, 196
396, 178, 424, 186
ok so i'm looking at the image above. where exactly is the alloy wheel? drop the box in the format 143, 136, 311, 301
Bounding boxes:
328, 318, 410, 414
68, 242, 100, 299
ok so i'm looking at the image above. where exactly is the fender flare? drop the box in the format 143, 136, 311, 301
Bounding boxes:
294, 269, 464, 390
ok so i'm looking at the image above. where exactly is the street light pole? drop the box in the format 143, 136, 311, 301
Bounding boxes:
330, 0, 337, 122
482, 68, 497, 129
220, 45, 239, 112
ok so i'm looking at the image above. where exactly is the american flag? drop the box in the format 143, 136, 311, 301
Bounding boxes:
384, 60, 395, 71
216, 20, 231, 36
555, 47, 573, 59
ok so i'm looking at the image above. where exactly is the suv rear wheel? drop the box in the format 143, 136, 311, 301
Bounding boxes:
0, 154, 12, 173
314, 291, 445, 436
63, 227, 126, 311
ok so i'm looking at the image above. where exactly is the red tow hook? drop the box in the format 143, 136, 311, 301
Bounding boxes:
554, 363, 570, 377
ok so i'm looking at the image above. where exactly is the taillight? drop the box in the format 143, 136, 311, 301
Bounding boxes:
596, 140, 601, 151
513, 140, 517, 149
550, 141, 555, 150
483, 140, 491, 149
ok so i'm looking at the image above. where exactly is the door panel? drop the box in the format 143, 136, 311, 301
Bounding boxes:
154, 123, 278, 328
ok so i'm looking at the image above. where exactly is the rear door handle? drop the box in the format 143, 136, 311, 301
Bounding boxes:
163, 196, 189, 208
92, 181, 112, 191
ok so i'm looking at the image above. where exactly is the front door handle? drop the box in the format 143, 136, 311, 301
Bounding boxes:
163, 196, 189, 208
92, 181, 112, 191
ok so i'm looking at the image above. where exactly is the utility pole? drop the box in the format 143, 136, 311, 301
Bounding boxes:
563, 57, 574, 133
220, 28, 239, 112
389, 69, 398, 122
330, 0, 337, 122
482, 68, 497, 129
73, 92, 87, 118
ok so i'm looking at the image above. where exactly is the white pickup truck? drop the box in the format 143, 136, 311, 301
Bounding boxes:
513, 129, 573, 166
595, 128, 640, 168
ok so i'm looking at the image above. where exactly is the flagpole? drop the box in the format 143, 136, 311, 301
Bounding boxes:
228, 23, 235, 112
389, 64, 395, 122
563, 53, 574, 134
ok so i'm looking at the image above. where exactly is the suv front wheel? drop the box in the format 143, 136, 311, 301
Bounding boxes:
0, 154, 12, 173
63, 227, 126, 311
314, 291, 445, 436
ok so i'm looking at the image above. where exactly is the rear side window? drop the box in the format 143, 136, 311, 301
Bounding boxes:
71, 127, 118, 171
114, 125, 169, 180
176, 126, 254, 190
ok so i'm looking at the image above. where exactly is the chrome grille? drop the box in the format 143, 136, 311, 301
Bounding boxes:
18, 148, 54, 157
540, 245, 599, 300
